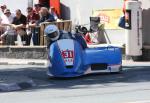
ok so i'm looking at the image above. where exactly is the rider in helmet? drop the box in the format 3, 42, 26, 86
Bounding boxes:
44, 24, 87, 49
44, 25, 60, 48
45, 25, 59, 40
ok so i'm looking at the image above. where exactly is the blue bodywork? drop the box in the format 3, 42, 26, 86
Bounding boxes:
48, 39, 122, 77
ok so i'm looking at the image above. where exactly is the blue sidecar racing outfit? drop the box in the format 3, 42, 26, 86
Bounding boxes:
45, 25, 122, 77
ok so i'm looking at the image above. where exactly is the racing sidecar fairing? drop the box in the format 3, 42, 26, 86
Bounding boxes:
47, 39, 122, 77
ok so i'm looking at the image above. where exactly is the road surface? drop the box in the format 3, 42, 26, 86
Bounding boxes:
0, 62, 150, 103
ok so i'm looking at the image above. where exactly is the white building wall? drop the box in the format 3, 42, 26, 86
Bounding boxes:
60, 0, 150, 45
60, 0, 125, 44
61, 0, 123, 25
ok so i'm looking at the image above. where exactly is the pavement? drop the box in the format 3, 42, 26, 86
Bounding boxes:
0, 58, 47, 65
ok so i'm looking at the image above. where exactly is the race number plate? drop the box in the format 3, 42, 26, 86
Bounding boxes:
57, 40, 74, 66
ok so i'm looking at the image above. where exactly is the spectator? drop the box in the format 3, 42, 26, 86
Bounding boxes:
27, 7, 40, 24
123, 0, 130, 15
0, 5, 7, 13
12, 9, 29, 45
26, 7, 40, 45
4, 9, 14, 23
49, 7, 58, 21
34, 4, 41, 14
37, 7, 55, 25
0, 9, 16, 45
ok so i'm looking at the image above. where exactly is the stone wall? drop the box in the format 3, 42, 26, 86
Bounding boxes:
0, 46, 47, 59
0, 46, 150, 61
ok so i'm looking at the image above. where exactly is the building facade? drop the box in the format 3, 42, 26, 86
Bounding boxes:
1, 0, 150, 45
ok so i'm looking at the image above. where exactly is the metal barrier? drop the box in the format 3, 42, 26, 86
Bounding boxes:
0, 20, 72, 46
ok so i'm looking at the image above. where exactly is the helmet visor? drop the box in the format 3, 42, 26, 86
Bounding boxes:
48, 31, 58, 39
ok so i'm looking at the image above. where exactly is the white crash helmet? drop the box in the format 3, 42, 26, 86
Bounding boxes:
44, 25, 60, 41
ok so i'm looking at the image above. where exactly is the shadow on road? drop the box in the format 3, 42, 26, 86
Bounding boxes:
0, 65, 150, 92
